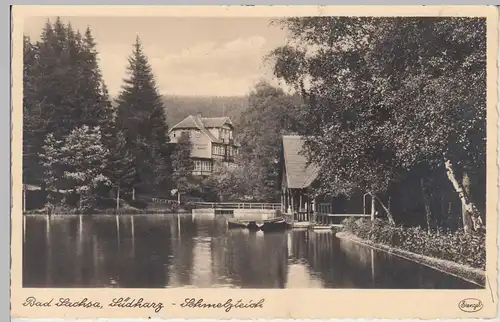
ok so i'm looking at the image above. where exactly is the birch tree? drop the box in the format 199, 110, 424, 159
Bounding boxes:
269, 17, 486, 228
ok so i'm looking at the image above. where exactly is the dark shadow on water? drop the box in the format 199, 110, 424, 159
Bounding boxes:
23, 214, 481, 289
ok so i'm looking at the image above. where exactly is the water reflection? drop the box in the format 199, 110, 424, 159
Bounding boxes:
23, 214, 479, 289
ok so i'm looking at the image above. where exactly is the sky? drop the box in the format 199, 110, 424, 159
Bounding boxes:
23, 16, 290, 97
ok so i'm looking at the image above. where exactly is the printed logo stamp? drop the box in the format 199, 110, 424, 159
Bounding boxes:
458, 298, 484, 313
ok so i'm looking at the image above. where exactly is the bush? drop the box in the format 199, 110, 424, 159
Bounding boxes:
342, 218, 486, 270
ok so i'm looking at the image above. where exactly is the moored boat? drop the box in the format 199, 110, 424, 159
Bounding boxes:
226, 218, 249, 229
248, 217, 286, 231
261, 218, 287, 232
227, 216, 287, 231
247, 221, 265, 231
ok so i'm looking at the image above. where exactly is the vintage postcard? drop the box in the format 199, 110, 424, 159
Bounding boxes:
10, 5, 499, 320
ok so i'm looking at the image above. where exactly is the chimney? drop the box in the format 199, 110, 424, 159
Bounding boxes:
197, 113, 202, 120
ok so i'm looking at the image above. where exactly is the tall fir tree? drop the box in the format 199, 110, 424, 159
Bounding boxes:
25, 18, 115, 206
116, 36, 171, 196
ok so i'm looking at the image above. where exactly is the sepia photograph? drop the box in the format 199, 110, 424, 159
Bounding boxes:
11, 5, 499, 320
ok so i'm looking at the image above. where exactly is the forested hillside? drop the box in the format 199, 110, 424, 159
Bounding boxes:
163, 95, 249, 127
112, 95, 249, 128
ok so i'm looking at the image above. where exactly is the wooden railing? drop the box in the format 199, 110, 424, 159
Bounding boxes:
291, 212, 371, 223
315, 213, 370, 225
151, 198, 178, 205
193, 202, 282, 210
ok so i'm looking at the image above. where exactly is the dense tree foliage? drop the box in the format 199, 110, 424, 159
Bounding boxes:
270, 17, 486, 230
39, 126, 110, 211
24, 18, 173, 212
171, 132, 195, 196
236, 81, 304, 201
202, 161, 244, 202
24, 18, 115, 210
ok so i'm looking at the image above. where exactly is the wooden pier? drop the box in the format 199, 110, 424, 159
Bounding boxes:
194, 202, 281, 210
285, 212, 370, 230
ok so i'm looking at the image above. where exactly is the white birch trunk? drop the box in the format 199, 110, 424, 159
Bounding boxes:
444, 159, 480, 232
370, 194, 376, 222
420, 178, 432, 233
372, 193, 396, 225
116, 184, 120, 212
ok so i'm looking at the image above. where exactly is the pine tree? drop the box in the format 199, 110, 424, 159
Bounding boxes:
23, 35, 44, 186
107, 130, 136, 210
116, 36, 171, 196
79, 26, 113, 130
34, 18, 78, 138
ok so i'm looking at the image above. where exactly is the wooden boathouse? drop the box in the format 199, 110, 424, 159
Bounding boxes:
280, 135, 320, 221
280, 135, 369, 225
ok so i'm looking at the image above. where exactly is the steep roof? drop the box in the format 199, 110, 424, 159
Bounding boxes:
282, 135, 319, 189
192, 116, 220, 142
201, 117, 233, 129
169, 115, 235, 143
170, 115, 199, 130
171, 115, 232, 130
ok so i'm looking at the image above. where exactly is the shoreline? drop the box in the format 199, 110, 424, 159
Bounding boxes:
23, 208, 190, 216
335, 231, 485, 287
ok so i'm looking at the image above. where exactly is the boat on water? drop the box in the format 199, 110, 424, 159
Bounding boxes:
227, 217, 287, 232
247, 221, 265, 231
226, 218, 249, 229
261, 218, 287, 232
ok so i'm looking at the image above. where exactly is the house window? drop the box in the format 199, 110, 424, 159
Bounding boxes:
213, 145, 225, 155
194, 161, 202, 171
201, 161, 211, 172
318, 203, 332, 214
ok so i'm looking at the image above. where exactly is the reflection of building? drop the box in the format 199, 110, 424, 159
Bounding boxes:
168, 114, 240, 176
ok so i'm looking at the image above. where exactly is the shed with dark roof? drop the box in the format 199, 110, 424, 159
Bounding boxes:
280, 135, 320, 219
279, 135, 370, 221
281, 135, 319, 189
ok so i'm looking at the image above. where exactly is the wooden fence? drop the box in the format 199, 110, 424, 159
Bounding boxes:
193, 202, 282, 210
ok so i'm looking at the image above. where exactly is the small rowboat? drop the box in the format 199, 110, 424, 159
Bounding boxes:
227, 216, 287, 232
261, 218, 287, 232
226, 218, 249, 229
248, 217, 286, 232
247, 221, 265, 231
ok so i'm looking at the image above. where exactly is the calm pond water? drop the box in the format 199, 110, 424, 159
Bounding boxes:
23, 214, 479, 289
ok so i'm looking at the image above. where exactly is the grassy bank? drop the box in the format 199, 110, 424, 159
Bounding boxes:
339, 218, 486, 286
